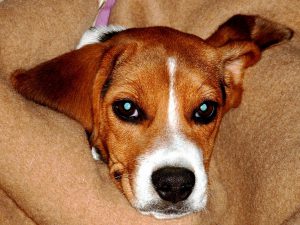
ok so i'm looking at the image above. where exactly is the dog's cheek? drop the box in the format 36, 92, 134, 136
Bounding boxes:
109, 161, 124, 187
123, 165, 139, 204
108, 159, 137, 203
188, 113, 223, 170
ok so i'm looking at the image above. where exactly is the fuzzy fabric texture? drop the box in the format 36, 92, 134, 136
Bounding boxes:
0, 0, 299, 225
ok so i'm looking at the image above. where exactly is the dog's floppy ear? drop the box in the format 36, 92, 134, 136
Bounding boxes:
11, 44, 127, 133
206, 14, 293, 49
206, 14, 293, 111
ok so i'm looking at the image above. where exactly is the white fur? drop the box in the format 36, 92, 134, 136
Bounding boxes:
134, 57, 208, 219
167, 57, 178, 131
91, 147, 100, 161
76, 25, 126, 49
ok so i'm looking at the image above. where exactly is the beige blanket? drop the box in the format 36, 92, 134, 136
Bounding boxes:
0, 0, 299, 224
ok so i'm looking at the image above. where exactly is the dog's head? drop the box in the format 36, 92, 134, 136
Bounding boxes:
11, 15, 292, 219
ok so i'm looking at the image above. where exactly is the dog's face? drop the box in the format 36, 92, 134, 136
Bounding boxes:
11, 15, 292, 219
99, 33, 226, 218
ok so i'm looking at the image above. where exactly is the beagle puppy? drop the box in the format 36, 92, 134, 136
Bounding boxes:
11, 15, 293, 219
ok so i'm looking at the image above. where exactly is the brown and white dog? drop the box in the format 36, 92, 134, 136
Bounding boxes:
11, 15, 293, 219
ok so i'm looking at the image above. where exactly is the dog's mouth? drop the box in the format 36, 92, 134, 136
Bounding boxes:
137, 202, 193, 219
133, 191, 208, 219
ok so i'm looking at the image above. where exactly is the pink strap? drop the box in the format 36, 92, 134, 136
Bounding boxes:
94, 0, 116, 27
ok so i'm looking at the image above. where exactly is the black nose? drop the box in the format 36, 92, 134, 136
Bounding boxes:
151, 167, 195, 203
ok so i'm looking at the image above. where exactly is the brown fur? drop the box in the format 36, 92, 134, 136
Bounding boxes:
206, 15, 294, 49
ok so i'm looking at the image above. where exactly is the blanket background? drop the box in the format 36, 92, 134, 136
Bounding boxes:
0, 0, 299, 224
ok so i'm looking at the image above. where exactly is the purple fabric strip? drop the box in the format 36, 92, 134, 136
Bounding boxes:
95, 0, 116, 27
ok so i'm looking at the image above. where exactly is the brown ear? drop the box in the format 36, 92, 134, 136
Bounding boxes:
206, 14, 293, 111
11, 44, 126, 133
206, 14, 293, 50
219, 41, 261, 111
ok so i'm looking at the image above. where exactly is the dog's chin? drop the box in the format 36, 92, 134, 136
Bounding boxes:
134, 198, 207, 220
139, 209, 191, 220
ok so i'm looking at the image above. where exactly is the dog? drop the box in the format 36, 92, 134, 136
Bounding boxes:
10, 15, 293, 219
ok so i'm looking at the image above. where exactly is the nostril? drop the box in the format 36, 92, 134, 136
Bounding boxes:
151, 167, 195, 203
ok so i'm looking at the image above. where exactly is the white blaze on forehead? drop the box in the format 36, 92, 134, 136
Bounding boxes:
167, 57, 178, 131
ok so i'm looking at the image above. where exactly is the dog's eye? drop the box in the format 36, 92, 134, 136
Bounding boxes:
192, 101, 218, 124
112, 100, 144, 123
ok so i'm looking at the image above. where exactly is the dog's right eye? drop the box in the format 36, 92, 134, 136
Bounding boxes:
112, 100, 144, 123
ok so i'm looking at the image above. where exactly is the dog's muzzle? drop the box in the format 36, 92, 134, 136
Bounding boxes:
134, 138, 208, 219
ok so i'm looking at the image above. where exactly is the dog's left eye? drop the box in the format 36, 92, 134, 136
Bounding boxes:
112, 100, 144, 123
192, 101, 218, 124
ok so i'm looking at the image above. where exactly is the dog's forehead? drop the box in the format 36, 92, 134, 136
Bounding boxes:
104, 27, 222, 105
111, 26, 218, 62
110, 27, 220, 80
112, 50, 218, 93
106, 52, 221, 117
